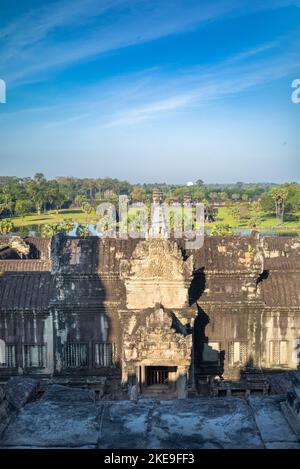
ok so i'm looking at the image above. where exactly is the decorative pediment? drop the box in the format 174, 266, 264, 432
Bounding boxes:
123, 306, 192, 365
121, 239, 192, 280
145, 306, 173, 330
120, 239, 193, 309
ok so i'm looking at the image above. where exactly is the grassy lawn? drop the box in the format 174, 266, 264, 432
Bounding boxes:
210, 207, 300, 230
6, 206, 300, 233
10, 208, 98, 227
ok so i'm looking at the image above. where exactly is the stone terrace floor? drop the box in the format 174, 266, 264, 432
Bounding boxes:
0, 385, 299, 449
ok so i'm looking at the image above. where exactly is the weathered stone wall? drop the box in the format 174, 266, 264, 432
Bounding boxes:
120, 239, 193, 309
0, 377, 40, 437
0, 234, 300, 396
0, 385, 10, 436
192, 236, 300, 380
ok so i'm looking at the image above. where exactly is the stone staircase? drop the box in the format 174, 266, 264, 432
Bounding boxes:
140, 385, 177, 399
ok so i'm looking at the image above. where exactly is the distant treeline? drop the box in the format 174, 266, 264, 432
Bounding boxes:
0, 174, 299, 219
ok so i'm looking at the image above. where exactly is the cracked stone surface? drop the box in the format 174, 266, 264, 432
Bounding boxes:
4, 377, 40, 410
0, 386, 299, 449
42, 384, 96, 404
248, 396, 299, 448
0, 401, 102, 448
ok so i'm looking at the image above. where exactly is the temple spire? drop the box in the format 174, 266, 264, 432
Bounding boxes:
148, 188, 168, 238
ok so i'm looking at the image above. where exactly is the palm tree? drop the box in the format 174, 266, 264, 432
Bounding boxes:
219, 192, 228, 204
1, 185, 15, 213
0, 219, 14, 235
231, 193, 240, 202
209, 192, 218, 206
82, 202, 94, 222
211, 224, 233, 236
59, 220, 74, 233
130, 187, 146, 202
27, 173, 47, 214
74, 195, 87, 207
41, 220, 74, 237
76, 224, 91, 237
41, 224, 60, 237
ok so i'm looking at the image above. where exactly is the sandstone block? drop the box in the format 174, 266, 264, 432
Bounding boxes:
5, 377, 40, 410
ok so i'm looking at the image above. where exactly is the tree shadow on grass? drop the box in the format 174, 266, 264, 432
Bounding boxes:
58, 210, 84, 215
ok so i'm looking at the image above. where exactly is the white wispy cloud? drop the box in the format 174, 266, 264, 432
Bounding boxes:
1, 0, 299, 133
101, 40, 300, 126
18, 36, 298, 131
0, 0, 296, 84
104, 94, 194, 127
2, 22, 299, 131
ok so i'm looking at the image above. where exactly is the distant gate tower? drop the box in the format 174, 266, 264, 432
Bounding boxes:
148, 188, 168, 238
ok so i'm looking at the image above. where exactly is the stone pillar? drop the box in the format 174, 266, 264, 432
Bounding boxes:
177, 367, 187, 399
140, 365, 145, 393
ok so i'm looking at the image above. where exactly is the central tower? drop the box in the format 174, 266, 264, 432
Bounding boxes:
120, 238, 196, 398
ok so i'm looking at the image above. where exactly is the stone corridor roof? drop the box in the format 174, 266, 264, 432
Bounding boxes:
0, 235, 299, 310
260, 272, 300, 307
0, 272, 53, 310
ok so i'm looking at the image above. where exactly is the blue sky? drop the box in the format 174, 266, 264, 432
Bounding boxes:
0, 0, 299, 183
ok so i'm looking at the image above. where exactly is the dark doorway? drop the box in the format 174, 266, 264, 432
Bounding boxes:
146, 366, 169, 386
143, 366, 178, 396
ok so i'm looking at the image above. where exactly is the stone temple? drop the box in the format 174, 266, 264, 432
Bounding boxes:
1, 228, 300, 401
